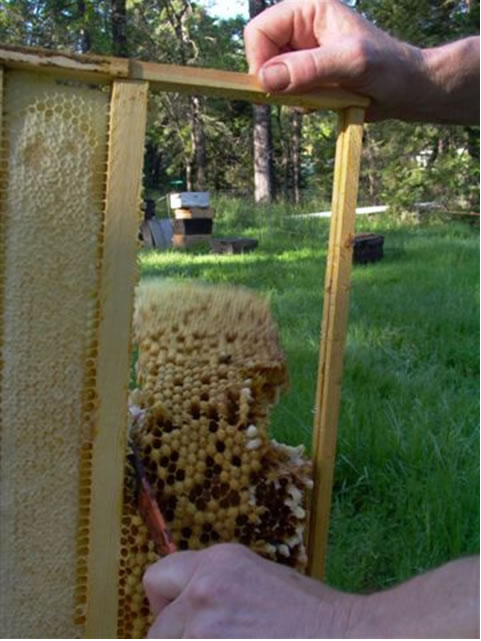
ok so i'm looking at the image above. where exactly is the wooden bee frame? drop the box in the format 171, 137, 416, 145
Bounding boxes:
0, 45, 367, 637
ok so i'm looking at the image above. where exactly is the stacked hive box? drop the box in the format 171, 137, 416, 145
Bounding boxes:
171, 191, 214, 247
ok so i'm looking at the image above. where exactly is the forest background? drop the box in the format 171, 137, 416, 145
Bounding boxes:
0, 0, 479, 213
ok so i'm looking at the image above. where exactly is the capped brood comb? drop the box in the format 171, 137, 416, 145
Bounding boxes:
117, 281, 312, 638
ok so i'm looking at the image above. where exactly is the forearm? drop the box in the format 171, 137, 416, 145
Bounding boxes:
416, 36, 480, 125
144, 545, 479, 638
350, 557, 480, 638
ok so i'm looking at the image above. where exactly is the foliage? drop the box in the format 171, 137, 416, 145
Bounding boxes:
355, 0, 480, 211
140, 1, 249, 193
0, 0, 112, 52
357, 0, 479, 45
360, 121, 480, 211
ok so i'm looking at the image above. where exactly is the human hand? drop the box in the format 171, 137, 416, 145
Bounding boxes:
244, 0, 480, 124
143, 543, 360, 638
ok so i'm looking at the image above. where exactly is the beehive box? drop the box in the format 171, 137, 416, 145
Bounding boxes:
0, 45, 368, 638
170, 191, 210, 209
174, 206, 214, 219
353, 233, 384, 264
171, 192, 214, 247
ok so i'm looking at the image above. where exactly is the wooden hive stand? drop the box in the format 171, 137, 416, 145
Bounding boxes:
0, 44, 368, 638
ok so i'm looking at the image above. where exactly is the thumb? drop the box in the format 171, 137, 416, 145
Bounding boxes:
143, 551, 200, 616
259, 40, 367, 94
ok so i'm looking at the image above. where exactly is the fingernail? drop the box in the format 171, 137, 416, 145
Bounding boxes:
260, 63, 290, 91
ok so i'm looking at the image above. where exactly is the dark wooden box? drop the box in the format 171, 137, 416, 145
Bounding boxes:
353, 233, 384, 264
173, 218, 213, 235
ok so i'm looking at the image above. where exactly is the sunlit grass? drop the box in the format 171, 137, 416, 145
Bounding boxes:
138, 207, 479, 591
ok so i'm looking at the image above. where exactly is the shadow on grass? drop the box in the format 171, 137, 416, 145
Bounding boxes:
139, 246, 326, 296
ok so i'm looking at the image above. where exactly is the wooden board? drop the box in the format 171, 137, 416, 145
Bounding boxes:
172, 233, 211, 248
170, 192, 210, 209
174, 207, 214, 220
0, 43, 128, 83
307, 107, 365, 580
0, 45, 370, 111
85, 79, 149, 639
131, 60, 370, 111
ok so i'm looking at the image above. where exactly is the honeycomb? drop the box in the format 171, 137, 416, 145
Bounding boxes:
0, 70, 110, 637
117, 281, 312, 638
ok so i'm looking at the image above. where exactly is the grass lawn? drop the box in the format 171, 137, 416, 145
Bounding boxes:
138, 205, 479, 592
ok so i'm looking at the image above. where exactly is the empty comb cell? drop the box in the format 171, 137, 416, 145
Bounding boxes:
118, 282, 312, 638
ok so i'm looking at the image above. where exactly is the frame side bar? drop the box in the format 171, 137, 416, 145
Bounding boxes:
304, 111, 346, 557
307, 106, 365, 580
84, 79, 149, 638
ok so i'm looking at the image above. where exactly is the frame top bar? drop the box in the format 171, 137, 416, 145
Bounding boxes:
129, 61, 370, 110
0, 44, 370, 111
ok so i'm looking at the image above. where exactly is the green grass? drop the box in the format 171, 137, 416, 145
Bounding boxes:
138, 205, 479, 592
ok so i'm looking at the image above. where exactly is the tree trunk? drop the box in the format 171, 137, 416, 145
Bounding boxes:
186, 158, 194, 192
274, 107, 290, 200
145, 141, 164, 187
111, 0, 129, 57
162, 0, 207, 191
250, 0, 274, 203
77, 0, 91, 53
253, 104, 274, 203
363, 127, 377, 201
191, 96, 207, 190
291, 109, 302, 205
249, 0, 266, 19
465, 126, 480, 161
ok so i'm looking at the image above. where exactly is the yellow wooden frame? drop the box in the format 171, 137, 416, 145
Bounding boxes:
0, 44, 366, 635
